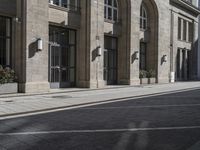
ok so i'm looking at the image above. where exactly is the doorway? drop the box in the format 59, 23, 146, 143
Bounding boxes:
176, 48, 190, 81
104, 36, 118, 85
49, 26, 76, 88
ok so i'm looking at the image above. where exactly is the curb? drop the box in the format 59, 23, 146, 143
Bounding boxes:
1, 86, 200, 119
0, 83, 174, 99
0, 85, 138, 99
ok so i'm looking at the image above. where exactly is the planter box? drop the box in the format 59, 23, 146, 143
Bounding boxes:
140, 78, 156, 84
148, 78, 156, 84
0, 83, 18, 94
140, 78, 148, 84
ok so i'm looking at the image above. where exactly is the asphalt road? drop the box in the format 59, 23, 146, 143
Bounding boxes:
1, 89, 200, 150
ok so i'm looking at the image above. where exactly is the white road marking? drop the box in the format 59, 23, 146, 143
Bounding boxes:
1, 126, 200, 136
80, 103, 200, 110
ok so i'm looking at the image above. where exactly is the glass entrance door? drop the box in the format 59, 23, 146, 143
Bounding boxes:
104, 36, 117, 85
49, 26, 76, 88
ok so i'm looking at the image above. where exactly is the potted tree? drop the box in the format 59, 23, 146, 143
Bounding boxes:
0, 65, 18, 94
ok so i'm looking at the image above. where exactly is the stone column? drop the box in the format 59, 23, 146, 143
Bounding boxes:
179, 49, 183, 80
197, 18, 200, 79
78, 0, 104, 88
18, 0, 50, 93
183, 50, 188, 80
129, 0, 140, 85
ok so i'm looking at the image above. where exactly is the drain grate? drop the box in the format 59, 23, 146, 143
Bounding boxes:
51, 95, 72, 99
4, 100, 14, 103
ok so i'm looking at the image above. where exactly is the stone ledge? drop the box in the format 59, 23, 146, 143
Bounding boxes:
18, 82, 50, 93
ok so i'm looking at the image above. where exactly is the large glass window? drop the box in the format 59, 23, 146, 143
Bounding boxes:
49, 0, 80, 11
0, 16, 11, 67
140, 4, 148, 30
140, 42, 146, 70
104, 0, 118, 22
178, 17, 193, 43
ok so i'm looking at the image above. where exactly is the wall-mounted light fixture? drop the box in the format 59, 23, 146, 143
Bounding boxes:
14, 17, 22, 23
97, 46, 102, 56
37, 38, 43, 51
163, 55, 167, 62
134, 51, 139, 60
50, 0, 54, 4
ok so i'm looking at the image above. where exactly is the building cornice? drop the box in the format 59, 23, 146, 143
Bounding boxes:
171, 0, 200, 16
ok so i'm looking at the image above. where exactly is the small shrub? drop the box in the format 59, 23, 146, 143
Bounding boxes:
0, 65, 16, 84
146, 69, 156, 78
139, 70, 147, 78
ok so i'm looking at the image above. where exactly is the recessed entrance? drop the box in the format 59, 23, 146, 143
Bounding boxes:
49, 26, 76, 88
176, 48, 191, 81
104, 36, 118, 85
0, 16, 11, 67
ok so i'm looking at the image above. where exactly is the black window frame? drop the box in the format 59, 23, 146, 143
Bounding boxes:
0, 15, 12, 67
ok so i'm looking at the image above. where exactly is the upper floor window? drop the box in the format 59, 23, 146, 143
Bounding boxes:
140, 4, 148, 30
49, 0, 80, 11
178, 17, 193, 43
183, 0, 199, 7
104, 0, 118, 22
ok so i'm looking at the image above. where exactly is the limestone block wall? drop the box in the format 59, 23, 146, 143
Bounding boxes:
129, 0, 141, 85
19, 0, 50, 93
77, 0, 91, 88
170, 3, 199, 80
89, 0, 105, 88
49, 7, 81, 28
153, 0, 171, 83
2, 0, 199, 93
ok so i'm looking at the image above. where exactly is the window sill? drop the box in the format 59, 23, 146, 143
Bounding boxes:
178, 39, 192, 43
104, 19, 120, 25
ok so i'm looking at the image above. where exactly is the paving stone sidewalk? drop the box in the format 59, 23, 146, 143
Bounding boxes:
0, 82, 200, 118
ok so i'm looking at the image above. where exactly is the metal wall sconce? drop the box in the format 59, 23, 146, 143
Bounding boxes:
97, 46, 102, 56
37, 38, 43, 51
163, 55, 167, 62
134, 51, 139, 60
50, 0, 54, 4
14, 17, 22, 23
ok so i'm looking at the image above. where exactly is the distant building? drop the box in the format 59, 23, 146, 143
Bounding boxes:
0, 0, 199, 93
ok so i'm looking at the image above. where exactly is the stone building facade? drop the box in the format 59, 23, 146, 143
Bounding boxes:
0, 0, 199, 93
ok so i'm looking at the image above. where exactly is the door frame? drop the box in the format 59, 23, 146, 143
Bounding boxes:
104, 35, 118, 85
49, 25, 77, 88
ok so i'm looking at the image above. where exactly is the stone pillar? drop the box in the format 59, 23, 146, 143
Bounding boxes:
78, 0, 104, 88
129, 1, 140, 85
179, 49, 183, 80
186, 22, 189, 42
197, 18, 200, 80
77, 0, 91, 88
18, 0, 50, 93
183, 50, 188, 80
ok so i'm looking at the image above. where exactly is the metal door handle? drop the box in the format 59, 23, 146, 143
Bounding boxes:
61, 68, 67, 71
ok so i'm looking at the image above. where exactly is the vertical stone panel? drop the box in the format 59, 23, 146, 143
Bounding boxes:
19, 0, 50, 93
155, 0, 171, 83
129, 0, 141, 85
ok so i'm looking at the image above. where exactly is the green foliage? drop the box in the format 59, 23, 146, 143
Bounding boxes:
0, 65, 16, 84
139, 70, 147, 78
146, 69, 156, 78
140, 69, 156, 78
